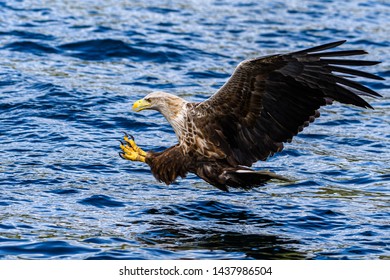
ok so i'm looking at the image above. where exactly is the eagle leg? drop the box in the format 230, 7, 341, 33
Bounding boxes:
119, 133, 146, 162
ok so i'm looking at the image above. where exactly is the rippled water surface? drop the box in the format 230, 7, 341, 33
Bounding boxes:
0, 0, 389, 259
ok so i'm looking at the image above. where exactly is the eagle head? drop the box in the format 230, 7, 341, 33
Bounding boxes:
132, 91, 188, 138
132, 91, 183, 113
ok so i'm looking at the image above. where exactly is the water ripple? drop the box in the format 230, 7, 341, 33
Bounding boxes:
78, 195, 126, 208
0, 0, 389, 260
0, 241, 100, 259
58, 39, 184, 62
3, 41, 59, 55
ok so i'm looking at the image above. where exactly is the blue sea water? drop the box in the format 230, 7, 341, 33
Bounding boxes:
0, 0, 389, 260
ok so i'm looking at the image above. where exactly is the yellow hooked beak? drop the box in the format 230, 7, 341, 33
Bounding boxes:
132, 98, 151, 112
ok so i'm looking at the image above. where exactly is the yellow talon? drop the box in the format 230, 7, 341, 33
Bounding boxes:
124, 135, 146, 156
119, 133, 147, 163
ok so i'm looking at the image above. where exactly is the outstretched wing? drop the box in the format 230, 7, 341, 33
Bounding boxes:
195, 40, 383, 166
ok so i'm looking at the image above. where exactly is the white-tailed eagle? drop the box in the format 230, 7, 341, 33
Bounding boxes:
119, 40, 383, 191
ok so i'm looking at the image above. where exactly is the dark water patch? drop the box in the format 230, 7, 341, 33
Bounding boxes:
133, 75, 159, 83
298, 133, 329, 140
283, 180, 322, 188
71, 25, 93, 30
276, 148, 302, 158
157, 22, 177, 28
28, 82, 63, 92
17, 224, 34, 229
0, 195, 32, 204
46, 189, 80, 195
10, 85, 96, 122
320, 119, 361, 126
124, 30, 146, 37
143, 200, 275, 226
360, 240, 388, 247
341, 176, 378, 185
360, 230, 379, 237
78, 195, 126, 208
338, 138, 374, 147
186, 70, 230, 79
16, 23, 38, 28
145, 7, 180, 14
350, 39, 390, 47
195, 233, 305, 260
85, 245, 181, 260
0, 78, 19, 87
83, 237, 114, 245
0, 224, 15, 230
255, 39, 287, 48
0, 30, 56, 41
292, 215, 347, 231
340, 246, 385, 257
0, 240, 100, 259
122, 81, 176, 89
0, 2, 29, 11
312, 208, 345, 217
3, 41, 59, 55
85, 250, 137, 260
93, 26, 113, 33
58, 39, 184, 62
0, 237, 28, 243
136, 225, 305, 260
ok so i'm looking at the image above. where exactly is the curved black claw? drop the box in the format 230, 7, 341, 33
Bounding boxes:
119, 152, 125, 159
122, 131, 135, 140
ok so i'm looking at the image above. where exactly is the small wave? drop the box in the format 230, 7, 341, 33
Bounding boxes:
186, 70, 230, 79
141, 200, 275, 226
78, 195, 126, 208
83, 237, 114, 244
0, 30, 56, 41
0, 224, 14, 230
3, 41, 58, 55
350, 39, 390, 47
58, 39, 184, 62
46, 189, 80, 195
0, 241, 99, 259
145, 7, 180, 14
135, 222, 305, 260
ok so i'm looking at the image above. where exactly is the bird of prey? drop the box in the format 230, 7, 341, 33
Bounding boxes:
119, 40, 383, 191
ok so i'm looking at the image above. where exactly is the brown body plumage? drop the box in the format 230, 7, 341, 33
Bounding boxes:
120, 40, 383, 191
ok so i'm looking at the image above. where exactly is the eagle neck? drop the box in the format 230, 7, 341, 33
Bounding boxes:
160, 101, 188, 142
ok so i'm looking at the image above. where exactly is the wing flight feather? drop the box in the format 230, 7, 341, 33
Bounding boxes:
194, 40, 383, 166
